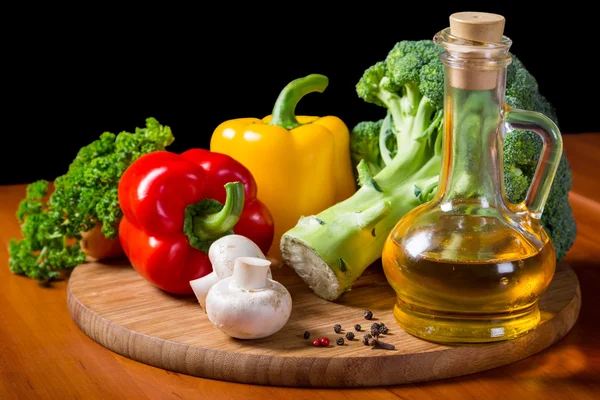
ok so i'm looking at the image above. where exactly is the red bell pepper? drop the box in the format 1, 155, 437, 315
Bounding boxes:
117, 149, 274, 294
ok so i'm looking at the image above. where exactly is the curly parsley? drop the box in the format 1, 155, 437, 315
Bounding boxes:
8, 117, 174, 281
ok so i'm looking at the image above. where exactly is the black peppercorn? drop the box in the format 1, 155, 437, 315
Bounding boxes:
336, 337, 344, 346
362, 333, 372, 345
354, 324, 361, 332
345, 332, 355, 341
364, 310, 373, 320
369, 323, 380, 337
303, 331, 310, 339
379, 325, 389, 335
333, 324, 342, 334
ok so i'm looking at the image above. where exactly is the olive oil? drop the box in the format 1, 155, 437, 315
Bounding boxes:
380, 15, 564, 344
382, 211, 556, 343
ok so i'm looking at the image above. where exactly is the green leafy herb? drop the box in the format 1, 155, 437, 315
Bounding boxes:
8, 117, 174, 281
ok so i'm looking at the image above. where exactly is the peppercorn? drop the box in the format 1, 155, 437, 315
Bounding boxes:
364, 310, 373, 320
370, 323, 381, 337
303, 331, 310, 339
354, 324, 361, 332
320, 337, 330, 347
363, 333, 372, 345
333, 324, 342, 334
312, 339, 321, 347
379, 325, 389, 335
336, 337, 344, 346
345, 332, 355, 341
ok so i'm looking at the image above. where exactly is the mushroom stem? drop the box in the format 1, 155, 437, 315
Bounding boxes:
232, 257, 272, 291
190, 272, 220, 309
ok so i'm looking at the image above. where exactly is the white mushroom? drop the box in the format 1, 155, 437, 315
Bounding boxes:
205, 257, 292, 339
189, 234, 270, 310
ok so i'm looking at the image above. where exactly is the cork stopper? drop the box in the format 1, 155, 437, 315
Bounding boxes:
450, 12, 505, 43
447, 12, 506, 90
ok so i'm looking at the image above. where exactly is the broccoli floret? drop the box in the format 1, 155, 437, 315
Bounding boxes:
504, 125, 576, 260
506, 56, 539, 109
502, 55, 576, 259
350, 120, 386, 179
356, 61, 391, 109
354, 40, 443, 170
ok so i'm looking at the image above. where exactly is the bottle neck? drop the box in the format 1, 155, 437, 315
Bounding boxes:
435, 64, 506, 207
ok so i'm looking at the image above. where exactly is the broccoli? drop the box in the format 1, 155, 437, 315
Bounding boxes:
281, 40, 576, 301
350, 120, 387, 178
503, 120, 576, 260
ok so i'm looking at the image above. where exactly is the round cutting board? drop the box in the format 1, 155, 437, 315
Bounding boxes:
67, 260, 580, 387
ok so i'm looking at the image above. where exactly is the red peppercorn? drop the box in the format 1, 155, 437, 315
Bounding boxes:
312, 338, 321, 347
320, 337, 330, 347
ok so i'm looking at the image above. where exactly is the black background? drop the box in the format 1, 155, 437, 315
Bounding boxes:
3, 3, 597, 185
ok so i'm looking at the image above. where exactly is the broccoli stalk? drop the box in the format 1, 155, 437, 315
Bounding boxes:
281, 41, 445, 300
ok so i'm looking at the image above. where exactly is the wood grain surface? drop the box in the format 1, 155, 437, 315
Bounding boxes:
1, 133, 599, 399
66, 259, 581, 387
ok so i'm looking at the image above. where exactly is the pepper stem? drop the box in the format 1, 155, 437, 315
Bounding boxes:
269, 74, 329, 130
193, 182, 244, 240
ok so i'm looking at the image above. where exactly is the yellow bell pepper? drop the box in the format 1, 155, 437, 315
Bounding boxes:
210, 74, 356, 257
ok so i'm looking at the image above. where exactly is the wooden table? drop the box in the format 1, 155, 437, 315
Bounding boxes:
1, 134, 599, 399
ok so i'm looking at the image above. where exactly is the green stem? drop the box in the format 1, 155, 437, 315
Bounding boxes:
356, 201, 392, 229
269, 74, 329, 129
193, 182, 244, 240
357, 159, 383, 192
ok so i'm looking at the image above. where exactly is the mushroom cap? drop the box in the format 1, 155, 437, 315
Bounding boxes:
205, 278, 292, 339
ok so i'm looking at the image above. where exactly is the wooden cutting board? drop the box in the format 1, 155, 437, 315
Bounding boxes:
67, 260, 580, 388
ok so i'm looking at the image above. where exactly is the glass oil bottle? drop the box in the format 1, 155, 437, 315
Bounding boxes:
381, 12, 564, 343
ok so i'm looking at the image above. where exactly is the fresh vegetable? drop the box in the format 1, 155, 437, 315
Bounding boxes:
8, 118, 174, 281
205, 257, 292, 339
184, 149, 275, 253
281, 40, 576, 301
189, 234, 270, 310
349, 119, 388, 179
118, 149, 274, 295
80, 223, 125, 260
210, 74, 356, 256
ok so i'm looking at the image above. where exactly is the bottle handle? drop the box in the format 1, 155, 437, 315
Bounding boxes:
503, 108, 563, 219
